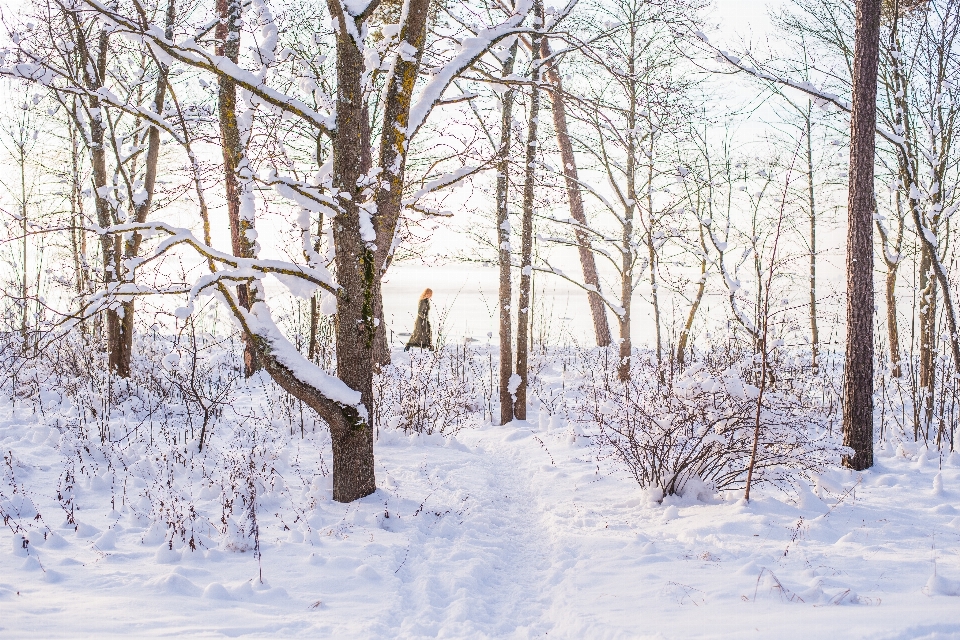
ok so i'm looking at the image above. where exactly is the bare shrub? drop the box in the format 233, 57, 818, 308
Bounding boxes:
574, 346, 848, 497
375, 344, 491, 435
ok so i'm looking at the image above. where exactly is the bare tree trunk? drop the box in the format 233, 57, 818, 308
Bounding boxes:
216, 0, 259, 376
646, 152, 662, 369
541, 39, 611, 347
73, 24, 121, 370
116, 0, 176, 378
309, 212, 324, 362
842, 0, 881, 471
918, 246, 936, 428
618, 26, 639, 383
677, 226, 707, 369
69, 118, 85, 297
515, 1, 543, 421
18, 125, 29, 353
805, 106, 820, 369
876, 191, 905, 378
369, 0, 431, 370
885, 268, 901, 375
497, 39, 519, 425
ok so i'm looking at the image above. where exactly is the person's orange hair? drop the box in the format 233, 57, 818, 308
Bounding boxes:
420, 288, 433, 300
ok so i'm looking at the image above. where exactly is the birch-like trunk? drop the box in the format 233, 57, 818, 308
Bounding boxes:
496, 39, 519, 425
514, 2, 543, 421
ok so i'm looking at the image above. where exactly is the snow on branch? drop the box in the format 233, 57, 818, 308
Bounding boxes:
81, 0, 336, 134
406, 0, 535, 137
94, 221, 340, 295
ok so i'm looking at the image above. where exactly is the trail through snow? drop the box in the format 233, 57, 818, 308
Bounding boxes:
3, 400, 960, 638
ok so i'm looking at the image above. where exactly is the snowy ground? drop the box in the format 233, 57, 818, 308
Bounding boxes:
2, 355, 960, 638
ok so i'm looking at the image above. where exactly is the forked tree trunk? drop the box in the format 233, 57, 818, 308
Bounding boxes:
117, 0, 176, 378
497, 39, 519, 425
842, 0, 882, 471
514, 1, 543, 421
217, 0, 259, 376
541, 39, 611, 347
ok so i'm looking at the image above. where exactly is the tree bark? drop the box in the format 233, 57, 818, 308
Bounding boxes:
805, 105, 820, 369
116, 0, 176, 378
73, 22, 120, 370
370, 0, 431, 369
515, 2, 543, 421
677, 226, 707, 369
842, 0, 882, 471
326, 0, 379, 502
217, 0, 259, 376
541, 39, 611, 347
497, 39, 519, 425
918, 245, 936, 427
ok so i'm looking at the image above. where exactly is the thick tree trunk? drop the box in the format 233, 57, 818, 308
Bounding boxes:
117, 0, 176, 378
217, 0, 259, 376
514, 4, 543, 421
541, 40, 611, 347
842, 0, 881, 471
327, 1, 378, 502
497, 40, 519, 425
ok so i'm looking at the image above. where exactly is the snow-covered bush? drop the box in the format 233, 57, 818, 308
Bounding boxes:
575, 348, 849, 497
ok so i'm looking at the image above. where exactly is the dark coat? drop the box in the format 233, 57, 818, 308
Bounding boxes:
405, 298, 433, 351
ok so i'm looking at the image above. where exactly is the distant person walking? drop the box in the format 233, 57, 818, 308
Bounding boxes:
405, 288, 434, 351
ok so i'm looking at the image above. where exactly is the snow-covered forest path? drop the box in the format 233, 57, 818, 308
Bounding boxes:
4, 407, 960, 638
383, 428, 557, 636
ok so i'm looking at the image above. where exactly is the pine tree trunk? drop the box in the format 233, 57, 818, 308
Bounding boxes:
541, 39, 611, 347
842, 0, 881, 471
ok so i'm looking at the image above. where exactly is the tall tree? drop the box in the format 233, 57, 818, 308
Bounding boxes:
843, 0, 882, 470
216, 0, 260, 376
541, 39, 612, 347
496, 37, 520, 426
514, 0, 544, 420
